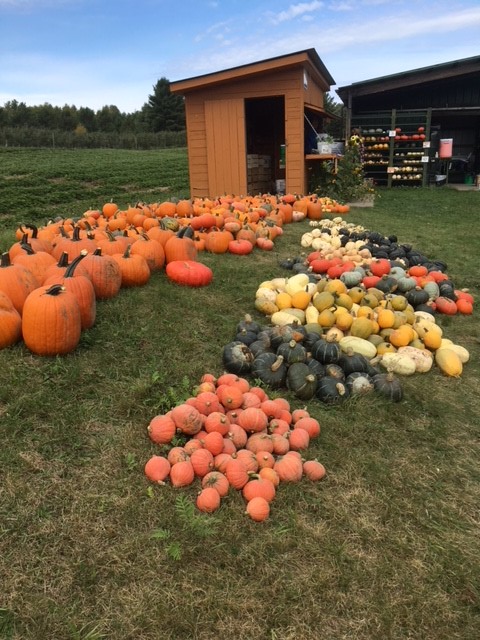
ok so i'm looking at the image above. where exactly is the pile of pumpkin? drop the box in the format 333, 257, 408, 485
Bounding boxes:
0, 194, 352, 355
144, 369, 327, 522
0, 217, 215, 355
251, 218, 472, 385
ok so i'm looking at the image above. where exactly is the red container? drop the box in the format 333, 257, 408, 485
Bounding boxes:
439, 138, 453, 158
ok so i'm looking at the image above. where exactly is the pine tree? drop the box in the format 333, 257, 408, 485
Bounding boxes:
143, 78, 186, 132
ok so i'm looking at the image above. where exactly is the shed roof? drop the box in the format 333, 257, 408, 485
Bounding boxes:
336, 54, 480, 100
170, 48, 335, 94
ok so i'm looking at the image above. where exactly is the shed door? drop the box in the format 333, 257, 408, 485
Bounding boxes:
205, 99, 247, 196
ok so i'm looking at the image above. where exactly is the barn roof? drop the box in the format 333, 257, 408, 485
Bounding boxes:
336, 54, 480, 101
170, 48, 335, 94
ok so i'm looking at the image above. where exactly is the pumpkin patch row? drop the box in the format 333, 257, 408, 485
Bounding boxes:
144, 371, 327, 521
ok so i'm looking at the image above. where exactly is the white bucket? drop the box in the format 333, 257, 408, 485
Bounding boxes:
317, 142, 333, 155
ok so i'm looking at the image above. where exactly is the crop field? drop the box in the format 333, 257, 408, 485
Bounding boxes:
0, 147, 479, 640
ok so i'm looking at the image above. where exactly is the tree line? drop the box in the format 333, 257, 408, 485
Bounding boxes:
0, 78, 186, 149
1, 80, 344, 150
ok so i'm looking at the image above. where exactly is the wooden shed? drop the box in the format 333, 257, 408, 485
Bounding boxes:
170, 49, 335, 198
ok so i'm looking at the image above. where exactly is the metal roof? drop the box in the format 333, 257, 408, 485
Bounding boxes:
336, 54, 480, 99
170, 48, 335, 94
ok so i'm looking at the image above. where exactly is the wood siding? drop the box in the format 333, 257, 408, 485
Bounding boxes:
205, 99, 246, 196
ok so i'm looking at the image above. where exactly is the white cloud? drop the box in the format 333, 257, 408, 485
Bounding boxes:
269, 1, 323, 25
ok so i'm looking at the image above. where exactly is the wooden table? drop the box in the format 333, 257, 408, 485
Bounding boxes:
305, 153, 341, 173
305, 154, 342, 193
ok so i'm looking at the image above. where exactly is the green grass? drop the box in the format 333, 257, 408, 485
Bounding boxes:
1, 148, 479, 639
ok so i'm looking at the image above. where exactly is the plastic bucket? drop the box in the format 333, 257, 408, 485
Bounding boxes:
439, 138, 453, 158
318, 142, 333, 154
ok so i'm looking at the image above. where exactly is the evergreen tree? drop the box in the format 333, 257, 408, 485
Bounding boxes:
143, 78, 185, 132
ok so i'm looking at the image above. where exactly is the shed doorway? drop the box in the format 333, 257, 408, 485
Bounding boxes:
245, 97, 285, 194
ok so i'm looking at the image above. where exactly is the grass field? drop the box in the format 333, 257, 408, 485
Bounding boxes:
1, 148, 479, 640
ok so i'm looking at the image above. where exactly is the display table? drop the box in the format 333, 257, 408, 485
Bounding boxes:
305, 154, 342, 193
305, 153, 341, 173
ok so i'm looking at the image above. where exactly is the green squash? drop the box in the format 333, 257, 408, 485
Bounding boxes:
222, 341, 254, 375
286, 362, 318, 401
251, 353, 287, 390
373, 371, 403, 402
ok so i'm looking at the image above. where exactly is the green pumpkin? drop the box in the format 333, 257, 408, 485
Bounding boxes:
423, 281, 439, 300
396, 276, 417, 293
406, 286, 430, 308
337, 348, 370, 376
276, 339, 307, 364
251, 353, 287, 389
236, 314, 262, 335
310, 339, 341, 365
286, 362, 318, 401
316, 377, 349, 404
373, 371, 403, 402
222, 341, 254, 375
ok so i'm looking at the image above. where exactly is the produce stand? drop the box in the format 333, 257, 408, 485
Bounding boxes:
352, 109, 433, 188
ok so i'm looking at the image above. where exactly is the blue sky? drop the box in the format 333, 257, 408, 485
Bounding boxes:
1, 0, 479, 113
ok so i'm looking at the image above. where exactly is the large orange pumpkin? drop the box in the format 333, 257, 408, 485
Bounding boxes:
22, 284, 82, 356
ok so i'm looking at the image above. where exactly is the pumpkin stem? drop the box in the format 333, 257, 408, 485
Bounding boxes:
1, 252, 13, 268
56, 251, 70, 268
271, 355, 285, 372
23, 223, 39, 238
71, 226, 82, 241
19, 240, 35, 254
63, 250, 87, 278
122, 244, 133, 259
45, 284, 66, 296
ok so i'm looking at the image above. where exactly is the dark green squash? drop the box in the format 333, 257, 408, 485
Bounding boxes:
251, 353, 287, 390
302, 327, 323, 350
374, 275, 398, 294
276, 339, 307, 364
235, 328, 259, 346
310, 339, 341, 365
316, 377, 350, 404
286, 362, 318, 401
337, 348, 370, 376
222, 341, 254, 375
236, 313, 262, 335
373, 371, 403, 402
269, 323, 305, 351
249, 338, 274, 358
406, 286, 430, 308
305, 356, 326, 379
324, 363, 345, 380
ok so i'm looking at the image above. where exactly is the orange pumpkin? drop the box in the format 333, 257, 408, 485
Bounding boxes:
245, 496, 270, 522
0, 290, 22, 349
196, 487, 221, 513
22, 284, 82, 356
